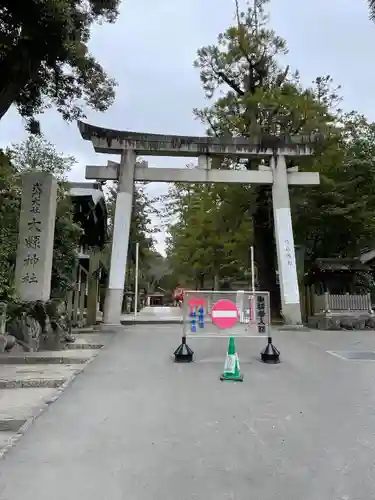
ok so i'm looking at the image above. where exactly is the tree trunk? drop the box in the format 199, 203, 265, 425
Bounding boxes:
199, 273, 205, 289
126, 261, 131, 290
195, 272, 205, 290
213, 272, 220, 291
0, 41, 43, 121
0, 84, 21, 121
252, 185, 281, 319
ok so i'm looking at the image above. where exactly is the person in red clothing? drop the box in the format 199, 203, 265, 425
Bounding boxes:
173, 286, 184, 307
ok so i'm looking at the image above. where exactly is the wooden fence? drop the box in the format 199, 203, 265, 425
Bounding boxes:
67, 264, 89, 327
313, 292, 372, 314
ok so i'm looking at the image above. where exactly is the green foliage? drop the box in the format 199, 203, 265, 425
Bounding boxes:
165, 181, 253, 289
0, 151, 20, 298
7, 136, 75, 180
51, 187, 82, 296
129, 183, 157, 259
292, 112, 375, 261
0, 0, 119, 130
0, 136, 82, 299
139, 249, 171, 293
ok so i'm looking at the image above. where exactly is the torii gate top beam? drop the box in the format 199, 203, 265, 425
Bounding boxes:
85, 161, 320, 186
77, 121, 321, 157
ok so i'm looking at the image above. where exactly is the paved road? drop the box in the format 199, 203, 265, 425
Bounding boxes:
122, 306, 183, 323
1, 322, 375, 500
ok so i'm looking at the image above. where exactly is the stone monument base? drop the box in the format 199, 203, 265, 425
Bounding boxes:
3, 299, 75, 352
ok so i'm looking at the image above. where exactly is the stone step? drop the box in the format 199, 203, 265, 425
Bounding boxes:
65, 342, 103, 350
0, 419, 27, 432
0, 379, 66, 389
0, 387, 60, 426
0, 349, 100, 365
0, 364, 82, 388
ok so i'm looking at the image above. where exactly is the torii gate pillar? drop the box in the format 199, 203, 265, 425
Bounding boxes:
271, 155, 302, 325
104, 149, 136, 325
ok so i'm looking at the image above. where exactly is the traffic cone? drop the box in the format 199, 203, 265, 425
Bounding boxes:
220, 337, 243, 381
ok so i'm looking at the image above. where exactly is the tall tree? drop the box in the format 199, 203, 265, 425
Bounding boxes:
0, 0, 119, 132
141, 249, 171, 294
193, 0, 339, 314
8, 135, 76, 180
291, 112, 375, 261
165, 181, 253, 289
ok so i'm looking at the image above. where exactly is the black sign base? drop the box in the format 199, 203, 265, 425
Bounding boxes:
174, 336, 194, 363
261, 337, 280, 363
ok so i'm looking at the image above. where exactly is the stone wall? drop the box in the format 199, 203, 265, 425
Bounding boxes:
308, 312, 375, 330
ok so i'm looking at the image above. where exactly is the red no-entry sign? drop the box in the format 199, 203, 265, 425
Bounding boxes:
211, 299, 239, 329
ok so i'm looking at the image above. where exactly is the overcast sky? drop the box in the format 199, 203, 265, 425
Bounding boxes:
0, 0, 374, 255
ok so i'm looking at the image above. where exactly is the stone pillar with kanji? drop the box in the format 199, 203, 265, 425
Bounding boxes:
15, 172, 57, 302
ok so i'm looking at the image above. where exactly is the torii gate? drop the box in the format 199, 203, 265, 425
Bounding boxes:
78, 121, 320, 327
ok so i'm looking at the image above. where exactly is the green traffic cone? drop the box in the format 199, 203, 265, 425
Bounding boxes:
220, 337, 244, 381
